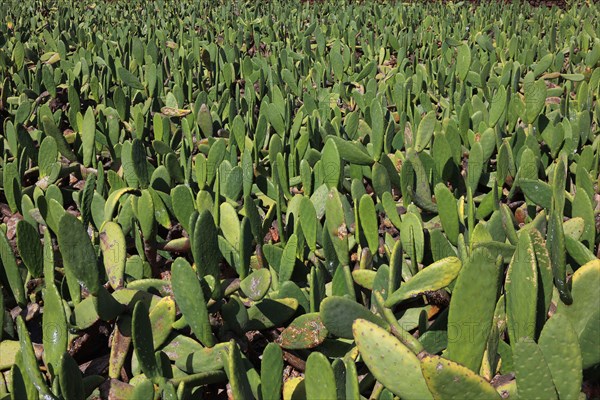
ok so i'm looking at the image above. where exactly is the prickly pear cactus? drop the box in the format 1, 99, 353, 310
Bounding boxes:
446, 247, 500, 373
514, 341, 557, 400
421, 355, 501, 400
556, 260, 600, 369
0, 0, 598, 398
353, 319, 432, 400
385, 257, 461, 307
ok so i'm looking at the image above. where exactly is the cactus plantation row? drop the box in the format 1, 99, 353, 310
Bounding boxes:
0, 0, 599, 399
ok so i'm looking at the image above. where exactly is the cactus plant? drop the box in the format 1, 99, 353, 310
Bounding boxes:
16, 221, 43, 278
353, 319, 432, 400
41, 282, 67, 379
99, 221, 126, 289
556, 260, 600, 368
446, 247, 501, 373
514, 341, 557, 400
240, 268, 272, 301
305, 352, 337, 400
538, 313, 582, 400
132, 301, 163, 383
321, 296, 389, 339
246, 298, 299, 331
420, 355, 501, 400
261, 343, 284, 400
222, 340, 253, 400
57, 213, 100, 296
385, 257, 461, 307
0, 0, 598, 397
0, 228, 26, 306
505, 231, 538, 344
171, 257, 216, 347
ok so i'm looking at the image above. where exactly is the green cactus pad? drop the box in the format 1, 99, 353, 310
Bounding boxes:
0, 228, 26, 306
401, 211, 425, 264
58, 213, 101, 295
283, 377, 306, 400
103, 187, 138, 223
305, 352, 337, 400
42, 283, 67, 377
3, 1, 599, 396
565, 235, 597, 266
59, 352, 85, 400
136, 189, 156, 239
571, 190, 595, 250
16, 316, 56, 399
220, 202, 240, 246
171, 257, 216, 347
16, 220, 43, 278
246, 298, 299, 330
271, 281, 310, 315
41, 115, 77, 161
382, 191, 403, 229
359, 194, 379, 253
446, 247, 500, 373
132, 301, 162, 382
530, 229, 553, 330
175, 343, 228, 374
160, 334, 203, 362
148, 296, 176, 349
131, 378, 155, 399
414, 111, 436, 153
562, 217, 585, 240
352, 269, 377, 290
170, 185, 196, 233
279, 234, 298, 284
421, 355, 501, 400
505, 231, 538, 344
99, 221, 126, 289
538, 313, 582, 400
192, 209, 221, 279
0, 292, 4, 342
556, 259, 600, 368
353, 318, 432, 399
221, 296, 249, 335
514, 341, 557, 400
327, 136, 374, 165
222, 340, 253, 400
325, 187, 350, 266
434, 183, 460, 246
547, 208, 571, 304
299, 197, 318, 251
240, 268, 272, 301
261, 343, 284, 400
385, 256, 461, 307
321, 296, 389, 339
519, 179, 552, 210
